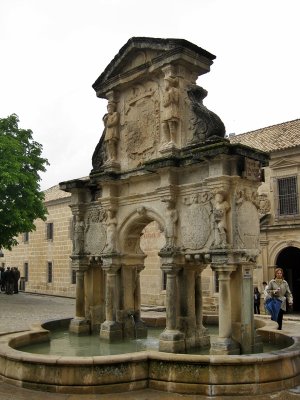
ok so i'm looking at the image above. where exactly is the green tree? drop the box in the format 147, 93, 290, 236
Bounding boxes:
0, 114, 49, 249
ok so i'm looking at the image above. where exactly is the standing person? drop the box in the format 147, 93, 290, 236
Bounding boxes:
0, 266, 4, 292
266, 267, 293, 330
262, 281, 269, 314
12, 267, 20, 294
253, 286, 261, 314
4, 267, 14, 295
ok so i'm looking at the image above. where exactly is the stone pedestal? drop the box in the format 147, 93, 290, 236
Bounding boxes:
159, 329, 185, 353
69, 317, 90, 335
100, 320, 122, 341
210, 336, 240, 355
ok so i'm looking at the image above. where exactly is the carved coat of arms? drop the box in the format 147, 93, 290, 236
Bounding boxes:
123, 83, 159, 164
181, 193, 213, 250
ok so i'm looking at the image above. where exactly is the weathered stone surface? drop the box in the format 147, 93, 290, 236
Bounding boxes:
60, 37, 268, 355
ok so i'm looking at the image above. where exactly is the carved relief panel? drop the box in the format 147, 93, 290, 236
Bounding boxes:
180, 191, 213, 251
234, 187, 260, 253
84, 207, 107, 255
120, 81, 160, 169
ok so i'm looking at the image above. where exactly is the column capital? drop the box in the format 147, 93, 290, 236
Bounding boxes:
211, 264, 237, 275
161, 264, 182, 274
101, 253, 122, 271
70, 255, 89, 272
102, 264, 120, 274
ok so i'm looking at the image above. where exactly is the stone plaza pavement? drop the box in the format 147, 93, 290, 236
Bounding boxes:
0, 292, 299, 400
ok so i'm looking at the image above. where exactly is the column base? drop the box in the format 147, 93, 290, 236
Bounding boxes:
210, 337, 240, 355
196, 326, 210, 348
184, 327, 210, 351
159, 329, 185, 353
100, 320, 122, 341
135, 320, 148, 338
123, 318, 147, 339
69, 318, 90, 335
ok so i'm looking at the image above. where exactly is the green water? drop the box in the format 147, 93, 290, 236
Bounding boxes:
18, 326, 285, 357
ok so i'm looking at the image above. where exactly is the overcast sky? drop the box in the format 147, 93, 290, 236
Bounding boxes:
1, 0, 299, 191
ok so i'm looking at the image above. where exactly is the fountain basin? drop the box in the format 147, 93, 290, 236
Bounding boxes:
0, 318, 299, 397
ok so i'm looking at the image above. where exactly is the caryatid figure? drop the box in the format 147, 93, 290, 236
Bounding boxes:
103, 101, 120, 162
104, 209, 117, 253
212, 191, 230, 248
164, 199, 178, 248
162, 76, 179, 146
73, 215, 85, 255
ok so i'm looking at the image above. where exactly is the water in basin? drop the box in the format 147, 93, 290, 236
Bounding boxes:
18, 325, 285, 356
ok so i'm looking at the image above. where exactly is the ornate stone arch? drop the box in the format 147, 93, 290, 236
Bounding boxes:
269, 240, 300, 266
118, 207, 165, 254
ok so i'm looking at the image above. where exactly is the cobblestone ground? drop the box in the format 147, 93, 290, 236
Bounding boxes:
0, 292, 75, 333
0, 292, 299, 399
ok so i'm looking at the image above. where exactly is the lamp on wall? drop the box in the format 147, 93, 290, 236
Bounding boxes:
0, 248, 4, 257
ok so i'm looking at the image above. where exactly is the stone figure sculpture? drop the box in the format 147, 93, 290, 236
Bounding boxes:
103, 101, 120, 162
187, 85, 226, 143
104, 209, 117, 253
91, 101, 120, 170
163, 199, 178, 249
212, 192, 230, 248
73, 215, 85, 255
162, 77, 180, 146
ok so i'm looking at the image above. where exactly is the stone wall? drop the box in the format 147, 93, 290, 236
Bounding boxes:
2, 193, 75, 298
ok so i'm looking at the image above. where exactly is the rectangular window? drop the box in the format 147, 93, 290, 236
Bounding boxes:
24, 262, 29, 282
23, 232, 29, 243
277, 176, 299, 216
47, 262, 53, 283
46, 222, 54, 240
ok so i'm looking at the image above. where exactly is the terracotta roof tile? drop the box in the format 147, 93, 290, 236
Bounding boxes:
229, 119, 300, 152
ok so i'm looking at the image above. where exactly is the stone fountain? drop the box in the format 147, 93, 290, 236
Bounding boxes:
61, 36, 267, 356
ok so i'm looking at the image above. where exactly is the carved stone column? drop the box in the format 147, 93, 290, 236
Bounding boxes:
238, 263, 263, 354
210, 263, 239, 355
100, 260, 122, 341
159, 261, 184, 353
195, 267, 210, 347
69, 259, 90, 334
75, 270, 85, 319
133, 265, 147, 338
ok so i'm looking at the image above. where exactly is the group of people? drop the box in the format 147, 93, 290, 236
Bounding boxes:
0, 266, 20, 295
253, 267, 293, 330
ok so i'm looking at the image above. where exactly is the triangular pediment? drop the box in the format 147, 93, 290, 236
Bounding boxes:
92, 37, 215, 98
271, 157, 300, 169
